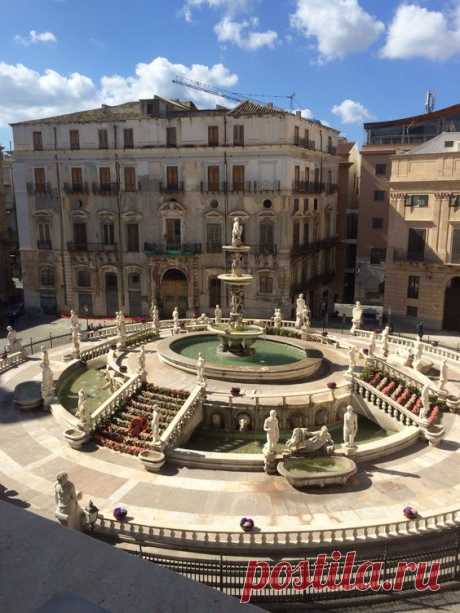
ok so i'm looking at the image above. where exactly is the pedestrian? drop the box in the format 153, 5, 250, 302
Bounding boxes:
417, 321, 424, 340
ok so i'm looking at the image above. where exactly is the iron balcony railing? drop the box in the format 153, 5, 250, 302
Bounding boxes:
201, 180, 281, 193
67, 242, 117, 252
144, 242, 202, 256
26, 182, 55, 195
292, 181, 325, 194
328, 145, 337, 155
253, 243, 278, 256
37, 240, 52, 250
159, 181, 184, 194
200, 181, 227, 193
291, 270, 335, 294
63, 182, 89, 195
326, 183, 338, 194
290, 236, 338, 257
294, 137, 316, 150
92, 182, 119, 196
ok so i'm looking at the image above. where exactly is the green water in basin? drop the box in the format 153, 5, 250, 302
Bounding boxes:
171, 334, 306, 367
185, 416, 388, 454
58, 367, 112, 415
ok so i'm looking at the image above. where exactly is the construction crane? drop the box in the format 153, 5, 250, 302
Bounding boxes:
172, 76, 296, 110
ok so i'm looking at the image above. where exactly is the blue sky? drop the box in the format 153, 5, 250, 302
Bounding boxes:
1, 0, 460, 149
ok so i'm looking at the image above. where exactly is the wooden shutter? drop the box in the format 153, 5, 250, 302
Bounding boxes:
34, 168, 46, 192
71, 168, 82, 189
99, 167, 111, 186
70, 130, 80, 149
208, 126, 218, 146
208, 166, 220, 190
98, 129, 108, 149
33, 132, 43, 151
167, 166, 178, 187
124, 128, 134, 148
124, 167, 136, 191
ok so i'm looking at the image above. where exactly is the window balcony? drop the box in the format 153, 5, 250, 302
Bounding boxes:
159, 181, 184, 194
294, 138, 316, 150
252, 181, 281, 193
67, 242, 117, 252
64, 182, 89, 195
27, 182, 54, 195
290, 236, 338, 257
37, 240, 52, 250
201, 181, 227, 193
326, 183, 338, 195
144, 242, 201, 256
291, 270, 335, 294
92, 183, 119, 196
292, 181, 325, 194
253, 243, 278, 256
392, 249, 439, 263
328, 145, 337, 155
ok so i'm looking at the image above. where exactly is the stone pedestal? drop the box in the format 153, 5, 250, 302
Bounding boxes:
263, 448, 278, 475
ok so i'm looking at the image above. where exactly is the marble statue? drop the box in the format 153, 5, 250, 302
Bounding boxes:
285, 425, 335, 456
273, 308, 282, 329
239, 415, 250, 431
172, 306, 180, 335
350, 301, 363, 334
295, 294, 307, 329
102, 368, 115, 392
232, 216, 243, 246
263, 409, 280, 454
420, 384, 432, 421
6, 326, 23, 355
439, 359, 448, 393
106, 347, 117, 370
54, 472, 84, 530
198, 313, 209, 325
343, 405, 358, 448
368, 331, 377, 357
76, 389, 91, 433
150, 303, 159, 332
40, 347, 54, 408
348, 345, 358, 373
214, 304, 222, 324
138, 345, 147, 382
72, 327, 81, 359
196, 352, 206, 386
381, 326, 390, 356
414, 337, 423, 362
116, 310, 127, 349
151, 405, 160, 444
70, 309, 80, 333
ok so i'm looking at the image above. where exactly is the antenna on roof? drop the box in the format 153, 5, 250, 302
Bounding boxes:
425, 91, 435, 114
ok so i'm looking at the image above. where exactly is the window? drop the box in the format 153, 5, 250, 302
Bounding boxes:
34, 168, 46, 192
375, 163, 387, 176
294, 126, 300, 145
345, 244, 357, 268
233, 124, 244, 146
208, 166, 220, 191
406, 305, 418, 318
313, 199, 318, 211
327, 170, 332, 186
166, 127, 177, 147
374, 190, 385, 202
206, 223, 222, 253
294, 165, 300, 185
260, 222, 274, 252
450, 228, 460, 263
166, 166, 178, 190
370, 248, 386, 265
408, 194, 429, 207
314, 168, 320, 184
73, 222, 87, 247
304, 128, 309, 145
99, 167, 111, 190
124, 166, 136, 192
303, 222, 310, 244
304, 167, 310, 183
37, 221, 51, 249
259, 274, 273, 294
69, 130, 80, 150
128, 272, 141, 289
102, 221, 114, 245
293, 221, 300, 246
303, 198, 308, 212
40, 268, 54, 287
71, 168, 83, 192
263, 199, 272, 209
445, 141, 454, 148
98, 129, 108, 149
407, 275, 420, 299
346, 213, 358, 239
77, 270, 91, 287
208, 126, 218, 146
232, 165, 245, 190
33, 131, 43, 151
293, 198, 299, 213
407, 228, 426, 261
372, 217, 384, 229
124, 128, 134, 149
166, 219, 181, 249
126, 223, 139, 252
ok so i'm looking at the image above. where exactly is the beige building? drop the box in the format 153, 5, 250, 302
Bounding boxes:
0, 147, 14, 305
358, 102, 460, 305
385, 133, 460, 331
11, 96, 339, 318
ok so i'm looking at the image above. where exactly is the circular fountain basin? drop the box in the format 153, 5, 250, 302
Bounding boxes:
277, 456, 357, 488
217, 274, 254, 286
157, 332, 323, 383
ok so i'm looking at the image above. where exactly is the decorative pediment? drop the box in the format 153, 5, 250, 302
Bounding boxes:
204, 209, 224, 219
96, 208, 115, 220
122, 209, 143, 221
159, 200, 186, 214
70, 209, 89, 220
32, 210, 53, 220
229, 209, 249, 219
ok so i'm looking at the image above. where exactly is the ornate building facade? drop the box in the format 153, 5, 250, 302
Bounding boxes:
11, 96, 339, 318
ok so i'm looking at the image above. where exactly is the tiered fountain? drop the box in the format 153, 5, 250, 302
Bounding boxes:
208, 217, 264, 355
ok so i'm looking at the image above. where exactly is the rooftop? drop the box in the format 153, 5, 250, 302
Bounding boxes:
364, 102, 460, 130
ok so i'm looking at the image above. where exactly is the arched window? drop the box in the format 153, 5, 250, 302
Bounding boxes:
259, 273, 273, 294
40, 267, 55, 287
259, 220, 274, 254
128, 272, 141, 289
77, 270, 91, 287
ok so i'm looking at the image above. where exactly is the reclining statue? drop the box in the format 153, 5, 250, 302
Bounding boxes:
284, 425, 335, 457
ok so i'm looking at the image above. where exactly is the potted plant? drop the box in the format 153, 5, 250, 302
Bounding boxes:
138, 449, 166, 472
240, 517, 254, 532
64, 426, 90, 450
327, 381, 337, 390
113, 505, 128, 521
231, 387, 241, 397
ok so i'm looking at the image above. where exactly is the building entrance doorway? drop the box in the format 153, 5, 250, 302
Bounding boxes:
209, 277, 221, 309
443, 277, 460, 332
160, 269, 188, 317
105, 272, 119, 316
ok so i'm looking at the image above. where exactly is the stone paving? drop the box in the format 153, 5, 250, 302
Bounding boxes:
1, 335, 460, 538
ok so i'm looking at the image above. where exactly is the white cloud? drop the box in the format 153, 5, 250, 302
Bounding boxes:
381, 3, 460, 60
214, 16, 277, 49
320, 119, 330, 127
293, 108, 313, 119
0, 56, 239, 127
181, 0, 253, 22
290, 0, 384, 60
14, 30, 57, 46
331, 99, 372, 124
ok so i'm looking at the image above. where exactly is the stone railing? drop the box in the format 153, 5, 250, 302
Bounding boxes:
160, 385, 205, 450
95, 505, 460, 553
365, 355, 425, 392
90, 373, 142, 431
0, 350, 27, 374
80, 338, 115, 362
352, 377, 421, 428
85, 325, 118, 340
354, 329, 460, 364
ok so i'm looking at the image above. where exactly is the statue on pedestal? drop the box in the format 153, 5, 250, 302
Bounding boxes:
414, 337, 423, 362
151, 405, 160, 444
198, 313, 209, 325
54, 472, 84, 530
381, 326, 390, 356
116, 310, 127, 349
295, 294, 307, 329
273, 308, 282, 329
439, 359, 448, 393
343, 405, 358, 449
76, 389, 91, 433
70, 310, 80, 333
232, 216, 243, 247
72, 327, 81, 359
150, 303, 159, 333
368, 331, 377, 357
263, 410, 279, 454
350, 301, 363, 334
172, 306, 180, 335
214, 304, 222, 324
196, 352, 206, 386
102, 368, 115, 393
285, 425, 335, 457
420, 384, 432, 421
138, 345, 147, 382
6, 326, 23, 355
348, 345, 358, 374
40, 347, 54, 408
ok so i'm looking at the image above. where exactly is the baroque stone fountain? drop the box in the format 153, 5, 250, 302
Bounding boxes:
207, 216, 264, 355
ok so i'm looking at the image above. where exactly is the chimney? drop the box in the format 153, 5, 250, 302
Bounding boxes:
296, 110, 301, 118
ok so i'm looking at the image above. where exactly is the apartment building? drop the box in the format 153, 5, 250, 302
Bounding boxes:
336, 139, 360, 303
0, 147, 14, 304
358, 102, 460, 305
385, 133, 460, 331
11, 95, 339, 318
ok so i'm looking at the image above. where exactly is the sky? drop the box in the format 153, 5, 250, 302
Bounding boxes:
1, 0, 460, 149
